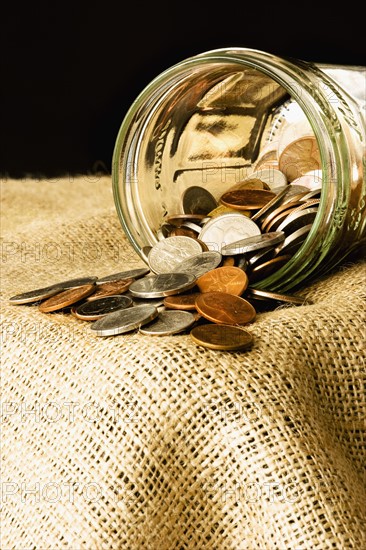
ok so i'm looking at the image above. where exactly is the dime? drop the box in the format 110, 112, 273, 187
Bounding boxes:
73, 295, 133, 320
90, 304, 159, 336
220, 189, 276, 210
39, 284, 96, 313
148, 236, 203, 274
86, 279, 134, 300
96, 268, 150, 284
163, 292, 201, 311
198, 213, 261, 252
236, 255, 249, 271
196, 266, 249, 296
124, 291, 165, 309
129, 272, 197, 298
172, 250, 222, 278
139, 310, 196, 336
245, 287, 310, 305
182, 186, 218, 215
221, 232, 285, 256
195, 291, 256, 325
190, 323, 254, 351
9, 285, 64, 305
278, 136, 321, 182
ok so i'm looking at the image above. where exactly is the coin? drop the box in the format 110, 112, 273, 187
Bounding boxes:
9, 285, 64, 305
124, 291, 165, 309
90, 304, 159, 336
73, 295, 133, 320
86, 279, 134, 300
198, 213, 261, 252
220, 189, 277, 210
245, 287, 310, 305
148, 236, 203, 274
222, 256, 236, 266
249, 255, 292, 283
39, 284, 96, 313
139, 310, 196, 336
96, 268, 149, 284
225, 177, 270, 192
163, 292, 201, 311
247, 247, 276, 268
260, 200, 304, 233
172, 250, 222, 278
190, 323, 254, 351
207, 204, 251, 218
221, 232, 285, 256
278, 136, 321, 182
166, 214, 207, 227
195, 291, 256, 325
182, 186, 218, 215
276, 207, 318, 236
251, 186, 291, 222
169, 226, 199, 239
247, 168, 288, 190
291, 173, 322, 190
196, 266, 249, 296
274, 224, 312, 256
129, 272, 197, 298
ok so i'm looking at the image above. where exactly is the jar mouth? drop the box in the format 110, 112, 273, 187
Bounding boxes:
112, 48, 345, 292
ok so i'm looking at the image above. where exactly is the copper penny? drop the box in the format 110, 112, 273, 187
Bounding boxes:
169, 227, 198, 239
86, 278, 134, 300
249, 255, 292, 283
260, 200, 303, 232
163, 292, 201, 311
222, 256, 236, 266
166, 214, 207, 227
196, 266, 249, 296
195, 291, 256, 325
278, 136, 321, 182
207, 205, 251, 218
190, 323, 254, 351
39, 284, 96, 313
226, 177, 270, 192
220, 189, 276, 210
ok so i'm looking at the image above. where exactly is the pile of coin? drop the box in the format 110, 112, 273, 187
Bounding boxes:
9, 258, 310, 351
149, 132, 322, 288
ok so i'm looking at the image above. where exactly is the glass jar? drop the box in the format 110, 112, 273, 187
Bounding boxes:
112, 48, 365, 292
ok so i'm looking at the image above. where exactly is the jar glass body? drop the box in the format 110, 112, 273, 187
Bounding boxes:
112, 48, 366, 292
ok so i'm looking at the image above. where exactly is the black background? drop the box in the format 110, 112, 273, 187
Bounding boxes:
1, 3, 365, 178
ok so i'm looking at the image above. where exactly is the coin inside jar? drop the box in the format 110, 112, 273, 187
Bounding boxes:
220, 189, 277, 210
196, 266, 249, 296
278, 136, 321, 182
195, 291, 256, 325
181, 185, 218, 215
190, 323, 254, 351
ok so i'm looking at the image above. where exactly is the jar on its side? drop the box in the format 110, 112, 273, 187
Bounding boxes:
112, 48, 365, 292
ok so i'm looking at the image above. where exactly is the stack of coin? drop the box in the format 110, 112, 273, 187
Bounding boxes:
9, 258, 311, 351
152, 132, 322, 288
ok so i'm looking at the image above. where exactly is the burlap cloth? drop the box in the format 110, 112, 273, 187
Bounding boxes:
1, 176, 365, 549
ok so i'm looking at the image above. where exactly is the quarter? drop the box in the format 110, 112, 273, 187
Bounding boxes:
73, 295, 133, 320
90, 304, 159, 336
139, 310, 196, 336
129, 272, 197, 298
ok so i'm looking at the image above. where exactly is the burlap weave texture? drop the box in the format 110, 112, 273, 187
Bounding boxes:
1, 177, 365, 549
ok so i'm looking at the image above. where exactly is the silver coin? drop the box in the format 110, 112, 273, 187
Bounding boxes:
148, 236, 203, 274
182, 186, 218, 215
124, 290, 165, 308
96, 267, 150, 285
172, 251, 222, 278
236, 255, 249, 271
129, 272, 196, 298
8, 276, 98, 304
74, 295, 133, 320
300, 188, 322, 201
139, 310, 196, 336
247, 168, 288, 190
221, 231, 285, 256
277, 207, 318, 236
9, 285, 63, 305
198, 213, 261, 252
90, 304, 159, 336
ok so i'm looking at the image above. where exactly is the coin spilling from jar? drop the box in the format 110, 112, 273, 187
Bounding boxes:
9, 257, 312, 351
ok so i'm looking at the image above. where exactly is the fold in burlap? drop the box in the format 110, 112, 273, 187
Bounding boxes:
1, 177, 365, 549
